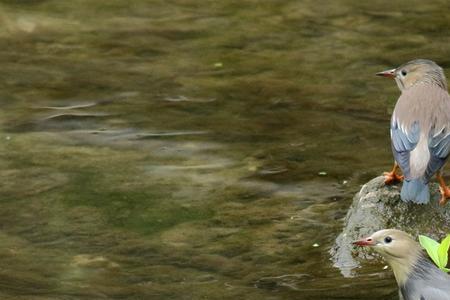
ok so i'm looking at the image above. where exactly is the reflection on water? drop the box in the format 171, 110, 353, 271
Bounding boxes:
1, 0, 449, 299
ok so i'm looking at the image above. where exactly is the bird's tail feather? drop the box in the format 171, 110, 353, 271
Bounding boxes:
400, 179, 429, 204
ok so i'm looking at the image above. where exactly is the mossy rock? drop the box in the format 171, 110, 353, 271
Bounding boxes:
331, 176, 450, 277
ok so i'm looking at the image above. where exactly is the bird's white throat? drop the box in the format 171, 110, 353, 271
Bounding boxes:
385, 252, 421, 286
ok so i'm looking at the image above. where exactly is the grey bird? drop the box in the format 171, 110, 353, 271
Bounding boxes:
377, 59, 450, 205
354, 229, 450, 300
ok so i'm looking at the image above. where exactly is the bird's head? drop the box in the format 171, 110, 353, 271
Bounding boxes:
354, 229, 423, 285
354, 229, 421, 262
376, 59, 447, 91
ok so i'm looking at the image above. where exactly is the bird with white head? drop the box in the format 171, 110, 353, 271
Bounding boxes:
354, 229, 450, 300
377, 59, 450, 205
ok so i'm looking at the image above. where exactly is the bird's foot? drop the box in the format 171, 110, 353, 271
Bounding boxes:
439, 186, 450, 206
383, 171, 404, 185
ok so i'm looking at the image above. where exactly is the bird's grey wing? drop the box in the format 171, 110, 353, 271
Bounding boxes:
419, 286, 450, 300
403, 276, 450, 300
391, 119, 420, 178
408, 260, 450, 300
424, 89, 450, 182
424, 127, 450, 181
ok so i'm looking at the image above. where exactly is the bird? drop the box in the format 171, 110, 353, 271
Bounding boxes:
377, 59, 450, 205
354, 229, 450, 300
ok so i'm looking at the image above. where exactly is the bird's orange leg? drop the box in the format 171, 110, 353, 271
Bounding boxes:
436, 172, 450, 206
383, 162, 404, 185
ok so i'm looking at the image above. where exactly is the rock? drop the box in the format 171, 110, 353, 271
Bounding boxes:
331, 176, 450, 277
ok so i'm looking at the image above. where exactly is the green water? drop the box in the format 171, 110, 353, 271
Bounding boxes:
1, 0, 449, 299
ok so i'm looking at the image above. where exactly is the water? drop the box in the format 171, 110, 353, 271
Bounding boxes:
1, 0, 449, 299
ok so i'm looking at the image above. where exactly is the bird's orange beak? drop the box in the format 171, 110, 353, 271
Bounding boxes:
353, 237, 375, 247
376, 68, 396, 78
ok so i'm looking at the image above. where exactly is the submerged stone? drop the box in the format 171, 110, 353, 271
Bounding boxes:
331, 176, 449, 277
72, 254, 119, 269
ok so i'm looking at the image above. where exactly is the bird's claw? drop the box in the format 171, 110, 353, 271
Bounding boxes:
438, 186, 450, 206
383, 171, 404, 185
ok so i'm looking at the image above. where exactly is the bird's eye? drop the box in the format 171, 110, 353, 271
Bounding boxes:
384, 236, 392, 243
401, 70, 407, 76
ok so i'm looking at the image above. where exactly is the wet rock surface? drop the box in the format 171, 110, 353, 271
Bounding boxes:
331, 176, 449, 277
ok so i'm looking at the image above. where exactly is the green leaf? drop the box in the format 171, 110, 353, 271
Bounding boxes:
419, 235, 441, 267
438, 234, 450, 270
443, 267, 450, 273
